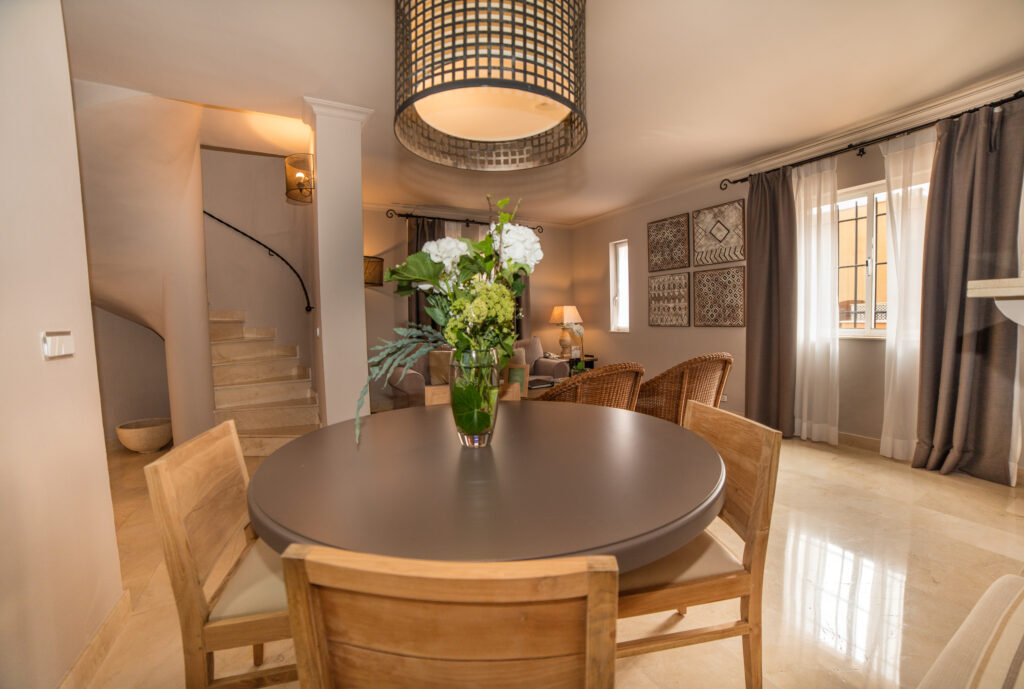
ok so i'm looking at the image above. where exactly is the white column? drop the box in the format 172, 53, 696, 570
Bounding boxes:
303, 98, 373, 425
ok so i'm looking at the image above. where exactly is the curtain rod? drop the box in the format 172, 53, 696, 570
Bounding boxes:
719, 89, 1024, 190
385, 208, 544, 233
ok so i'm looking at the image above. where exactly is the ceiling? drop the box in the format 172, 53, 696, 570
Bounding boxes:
61, 0, 1024, 226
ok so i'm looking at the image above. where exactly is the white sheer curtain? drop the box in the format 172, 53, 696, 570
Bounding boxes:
1012, 166, 1024, 486
792, 160, 839, 444
878, 130, 936, 460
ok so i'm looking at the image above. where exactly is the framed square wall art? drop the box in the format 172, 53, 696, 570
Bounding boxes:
649, 272, 690, 327
647, 212, 690, 272
693, 266, 745, 327
693, 199, 745, 266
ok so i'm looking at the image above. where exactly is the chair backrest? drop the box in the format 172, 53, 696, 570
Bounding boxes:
538, 362, 645, 410
636, 353, 733, 425
682, 402, 781, 577
282, 545, 618, 689
144, 420, 253, 630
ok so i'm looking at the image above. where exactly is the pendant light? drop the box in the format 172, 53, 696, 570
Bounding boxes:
394, 0, 587, 171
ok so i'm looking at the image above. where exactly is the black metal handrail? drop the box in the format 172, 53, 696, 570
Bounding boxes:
203, 210, 314, 312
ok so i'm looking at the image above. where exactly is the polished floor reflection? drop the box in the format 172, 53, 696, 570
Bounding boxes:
94, 439, 1023, 688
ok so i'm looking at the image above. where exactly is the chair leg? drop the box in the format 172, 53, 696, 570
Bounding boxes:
740, 595, 762, 689
183, 648, 211, 689
253, 643, 264, 666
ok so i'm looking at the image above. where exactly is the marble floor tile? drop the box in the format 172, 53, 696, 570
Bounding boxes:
90, 439, 1023, 689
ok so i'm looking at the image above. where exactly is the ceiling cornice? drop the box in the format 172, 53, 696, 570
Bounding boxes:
302, 97, 374, 128
567, 67, 1024, 229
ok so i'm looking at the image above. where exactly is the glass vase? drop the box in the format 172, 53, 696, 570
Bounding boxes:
449, 349, 500, 448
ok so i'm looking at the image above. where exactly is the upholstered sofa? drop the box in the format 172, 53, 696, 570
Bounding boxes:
386, 337, 567, 407
513, 336, 569, 382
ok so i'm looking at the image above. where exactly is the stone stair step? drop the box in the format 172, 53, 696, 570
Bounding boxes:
215, 404, 320, 430
211, 339, 297, 364
209, 320, 245, 342
209, 309, 246, 322
215, 377, 315, 408
212, 359, 307, 386
218, 395, 318, 411
238, 424, 320, 457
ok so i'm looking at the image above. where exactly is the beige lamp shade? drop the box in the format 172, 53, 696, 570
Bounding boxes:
284, 153, 315, 203
550, 305, 583, 325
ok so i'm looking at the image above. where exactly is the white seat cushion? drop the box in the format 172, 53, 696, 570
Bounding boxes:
620, 531, 744, 593
208, 538, 287, 622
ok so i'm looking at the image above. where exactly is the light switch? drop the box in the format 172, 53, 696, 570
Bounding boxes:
42, 331, 75, 359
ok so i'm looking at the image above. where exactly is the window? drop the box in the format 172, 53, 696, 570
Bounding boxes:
837, 182, 887, 336
609, 240, 629, 332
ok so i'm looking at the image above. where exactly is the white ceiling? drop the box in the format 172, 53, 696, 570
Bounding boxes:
61, 0, 1024, 226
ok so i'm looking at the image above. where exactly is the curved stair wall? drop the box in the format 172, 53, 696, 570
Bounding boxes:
74, 80, 215, 444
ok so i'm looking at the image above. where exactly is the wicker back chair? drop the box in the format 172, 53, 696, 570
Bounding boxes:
537, 362, 645, 410
635, 353, 733, 425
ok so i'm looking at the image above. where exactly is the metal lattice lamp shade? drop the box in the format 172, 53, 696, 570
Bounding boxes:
394, 0, 587, 171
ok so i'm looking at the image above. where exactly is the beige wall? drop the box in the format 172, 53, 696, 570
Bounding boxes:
92, 306, 171, 447
526, 223, 576, 353
0, 1, 124, 686
202, 148, 315, 367
362, 208, 410, 406
571, 181, 748, 414
838, 338, 886, 438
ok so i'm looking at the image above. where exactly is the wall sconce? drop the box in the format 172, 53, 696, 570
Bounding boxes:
285, 153, 315, 203
363, 256, 384, 287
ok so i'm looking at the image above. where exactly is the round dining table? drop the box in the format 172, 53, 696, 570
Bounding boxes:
248, 402, 725, 572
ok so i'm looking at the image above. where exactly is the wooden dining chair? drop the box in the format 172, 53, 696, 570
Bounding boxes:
616, 402, 782, 689
537, 362, 645, 410
282, 544, 619, 689
635, 352, 733, 425
144, 420, 296, 689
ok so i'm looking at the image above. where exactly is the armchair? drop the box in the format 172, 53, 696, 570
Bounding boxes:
514, 336, 569, 381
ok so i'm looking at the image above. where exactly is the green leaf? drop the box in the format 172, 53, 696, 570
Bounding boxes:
387, 252, 444, 286
451, 382, 492, 435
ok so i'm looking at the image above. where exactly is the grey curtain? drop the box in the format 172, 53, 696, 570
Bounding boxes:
744, 168, 798, 436
407, 217, 445, 327
913, 99, 1024, 485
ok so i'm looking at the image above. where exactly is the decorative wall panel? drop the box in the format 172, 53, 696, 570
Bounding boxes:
649, 273, 690, 327
693, 199, 745, 266
693, 266, 745, 327
647, 213, 690, 272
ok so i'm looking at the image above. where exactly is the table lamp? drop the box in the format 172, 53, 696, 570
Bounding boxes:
550, 305, 582, 358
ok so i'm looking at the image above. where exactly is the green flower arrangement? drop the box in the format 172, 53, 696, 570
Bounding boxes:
356, 198, 543, 441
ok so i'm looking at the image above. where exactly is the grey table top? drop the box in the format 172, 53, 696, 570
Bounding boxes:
248, 402, 725, 572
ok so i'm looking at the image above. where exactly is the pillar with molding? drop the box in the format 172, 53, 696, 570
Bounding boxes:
303, 97, 373, 425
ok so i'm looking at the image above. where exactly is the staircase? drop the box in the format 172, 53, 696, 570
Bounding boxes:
209, 310, 320, 457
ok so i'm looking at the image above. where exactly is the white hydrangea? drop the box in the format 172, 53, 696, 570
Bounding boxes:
422, 237, 470, 273
490, 223, 544, 271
